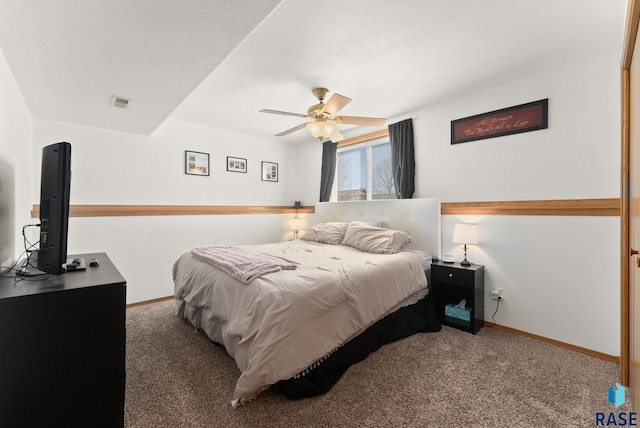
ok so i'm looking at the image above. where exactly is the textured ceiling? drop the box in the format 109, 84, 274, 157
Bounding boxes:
0, 0, 282, 135
0, 0, 628, 143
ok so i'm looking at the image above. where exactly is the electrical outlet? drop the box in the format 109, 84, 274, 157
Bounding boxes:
490, 288, 504, 301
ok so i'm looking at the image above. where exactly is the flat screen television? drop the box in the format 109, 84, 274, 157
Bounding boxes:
37, 142, 71, 275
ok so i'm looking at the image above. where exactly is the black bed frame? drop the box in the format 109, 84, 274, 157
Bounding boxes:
271, 294, 441, 399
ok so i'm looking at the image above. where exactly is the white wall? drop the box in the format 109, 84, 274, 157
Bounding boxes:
297, 51, 621, 356
441, 214, 619, 356
33, 118, 298, 205
412, 52, 619, 202
65, 214, 292, 303
32, 118, 300, 303
0, 46, 32, 267
294, 142, 322, 207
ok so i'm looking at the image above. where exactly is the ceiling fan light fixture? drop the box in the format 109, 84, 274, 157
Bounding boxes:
306, 120, 336, 140
261, 88, 385, 141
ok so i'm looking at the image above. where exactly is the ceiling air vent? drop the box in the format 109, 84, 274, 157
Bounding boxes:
111, 96, 131, 109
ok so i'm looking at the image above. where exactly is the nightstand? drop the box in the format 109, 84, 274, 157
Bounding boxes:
431, 260, 485, 334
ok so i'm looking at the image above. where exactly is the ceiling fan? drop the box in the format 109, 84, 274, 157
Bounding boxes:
260, 88, 386, 142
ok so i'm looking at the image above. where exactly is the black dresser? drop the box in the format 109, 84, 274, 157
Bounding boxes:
0, 253, 126, 427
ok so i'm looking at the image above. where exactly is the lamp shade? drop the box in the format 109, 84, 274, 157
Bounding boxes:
291, 217, 305, 231
452, 223, 479, 245
306, 120, 336, 140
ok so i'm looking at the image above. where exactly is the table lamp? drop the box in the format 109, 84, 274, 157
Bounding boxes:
291, 217, 304, 239
452, 223, 479, 266
291, 201, 304, 239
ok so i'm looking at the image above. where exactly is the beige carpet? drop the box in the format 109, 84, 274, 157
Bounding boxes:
125, 299, 628, 427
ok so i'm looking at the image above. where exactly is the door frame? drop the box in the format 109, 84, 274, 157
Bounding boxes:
621, 0, 640, 387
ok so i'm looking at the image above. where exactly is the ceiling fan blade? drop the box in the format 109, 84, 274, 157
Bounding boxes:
329, 128, 344, 143
321, 93, 351, 116
260, 109, 308, 118
336, 116, 386, 127
275, 123, 308, 136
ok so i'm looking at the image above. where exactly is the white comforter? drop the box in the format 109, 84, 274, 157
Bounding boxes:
173, 239, 427, 406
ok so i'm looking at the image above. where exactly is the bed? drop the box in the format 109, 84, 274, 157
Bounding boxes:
172, 198, 442, 407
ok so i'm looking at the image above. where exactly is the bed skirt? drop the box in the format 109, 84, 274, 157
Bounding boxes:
270, 294, 441, 399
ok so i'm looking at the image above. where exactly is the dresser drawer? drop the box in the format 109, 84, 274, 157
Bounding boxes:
432, 265, 475, 286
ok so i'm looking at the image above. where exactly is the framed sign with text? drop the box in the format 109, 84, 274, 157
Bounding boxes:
451, 99, 548, 145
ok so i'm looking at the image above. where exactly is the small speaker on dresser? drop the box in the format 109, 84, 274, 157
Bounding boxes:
294, 201, 302, 209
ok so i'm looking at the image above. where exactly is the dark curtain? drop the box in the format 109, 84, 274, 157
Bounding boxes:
319, 141, 338, 202
388, 118, 415, 199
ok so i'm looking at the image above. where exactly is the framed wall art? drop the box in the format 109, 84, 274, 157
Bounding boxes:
451, 98, 548, 145
185, 150, 210, 176
261, 161, 278, 182
227, 156, 247, 173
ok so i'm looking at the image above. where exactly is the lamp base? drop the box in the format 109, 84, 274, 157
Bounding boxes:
460, 244, 472, 266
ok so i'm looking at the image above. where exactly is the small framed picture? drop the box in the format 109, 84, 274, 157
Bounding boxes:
227, 156, 247, 173
185, 151, 210, 176
261, 161, 278, 182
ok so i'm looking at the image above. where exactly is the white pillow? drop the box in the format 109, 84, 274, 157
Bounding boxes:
404, 249, 432, 269
363, 220, 389, 228
301, 222, 349, 245
341, 221, 411, 254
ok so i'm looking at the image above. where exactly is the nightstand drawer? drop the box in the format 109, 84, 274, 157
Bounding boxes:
432, 266, 474, 286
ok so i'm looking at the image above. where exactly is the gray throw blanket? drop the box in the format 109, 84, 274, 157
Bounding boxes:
191, 246, 297, 283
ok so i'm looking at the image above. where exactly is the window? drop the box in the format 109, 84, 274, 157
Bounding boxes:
334, 137, 397, 201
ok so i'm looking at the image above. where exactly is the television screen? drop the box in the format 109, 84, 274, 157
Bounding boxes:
37, 142, 71, 275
